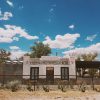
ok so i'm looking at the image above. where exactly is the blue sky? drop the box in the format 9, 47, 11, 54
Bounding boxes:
0, 0, 100, 59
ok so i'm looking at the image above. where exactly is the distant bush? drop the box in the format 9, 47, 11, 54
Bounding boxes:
43, 85, 49, 92
58, 84, 61, 89
94, 87, 100, 92
0, 83, 5, 89
58, 84, 66, 92
60, 85, 66, 92
6, 80, 21, 92
79, 82, 87, 92
27, 83, 33, 91
69, 80, 74, 89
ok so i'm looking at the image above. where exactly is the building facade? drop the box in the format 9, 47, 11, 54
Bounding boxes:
23, 56, 76, 81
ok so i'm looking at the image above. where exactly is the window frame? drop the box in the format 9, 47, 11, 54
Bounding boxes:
30, 67, 39, 80
61, 67, 69, 80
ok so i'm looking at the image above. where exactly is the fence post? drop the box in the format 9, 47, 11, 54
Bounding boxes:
2, 75, 4, 86
2, 64, 5, 86
91, 76, 94, 90
33, 81, 36, 91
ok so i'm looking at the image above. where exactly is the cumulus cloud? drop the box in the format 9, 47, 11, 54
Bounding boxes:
68, 24, 75, 30
6, 0, 14, 7
85, 34, 97, 42
9, 46, 27, 60
63, 43, 100, 57
0, 25, 39, 43
43, 33, 80, 49
0, 10, 13, 20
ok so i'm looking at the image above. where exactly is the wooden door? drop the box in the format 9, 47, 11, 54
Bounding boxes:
46, 67, 54, 82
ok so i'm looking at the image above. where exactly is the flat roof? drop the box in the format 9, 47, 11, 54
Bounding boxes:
76, 61, 100, 68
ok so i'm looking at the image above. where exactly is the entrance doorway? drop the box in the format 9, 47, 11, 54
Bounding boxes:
46, 67, 54, 82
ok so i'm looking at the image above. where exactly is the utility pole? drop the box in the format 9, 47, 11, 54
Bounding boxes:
56, 52, 58, 56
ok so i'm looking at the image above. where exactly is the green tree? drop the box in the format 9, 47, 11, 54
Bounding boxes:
76, 53, 97, 61
78, 53, 97, 76
81, 53, 97, 61
30, 42, 51, 58
76, 56, 81, 61
80, 53, 98, 78
0, 49, 10, 63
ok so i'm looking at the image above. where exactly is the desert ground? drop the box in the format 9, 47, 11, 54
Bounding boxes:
0, 89, 100, 100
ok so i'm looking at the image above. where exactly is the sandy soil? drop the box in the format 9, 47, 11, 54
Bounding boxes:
0, 89, 99, 100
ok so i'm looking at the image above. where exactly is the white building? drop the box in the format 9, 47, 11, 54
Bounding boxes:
23, 56, 76, 81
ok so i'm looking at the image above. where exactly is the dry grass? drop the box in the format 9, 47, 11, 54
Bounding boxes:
0, 89, 99, 100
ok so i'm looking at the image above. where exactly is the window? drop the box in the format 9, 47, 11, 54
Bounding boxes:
30, 67, 39, 80
61, 67, 69, 80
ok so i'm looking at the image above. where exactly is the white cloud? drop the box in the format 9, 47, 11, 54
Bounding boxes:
49, 8, 54, 13
86, 34, 97, 42
19, 5, 24, 10
48, 18, 52, 23
48, 6, 55, 23
39, 32, 46, 37
68, 24, 75, 30
43, 33, 80, 49
13, 37, 19, 41
9, 46, 27, 60
63, 43, 100, 57
6, 0, 14, 7
0, 10, 13, 20
9, 46, 20, 50
10, 50, 26, 60
51, 4, 56, 7
0, 25, 39, 43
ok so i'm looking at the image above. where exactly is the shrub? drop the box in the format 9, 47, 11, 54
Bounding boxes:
69, 81, 74, 89
0, 83, 5, 89
60, 85, 66, 92
43, 85, 49, 92
6, 80, 21, 92
36, 82, 39, 90
81, 86, 86, 92
58, 84, 61, 89
27, 83, 33, 91
58, 82, 61, 89
95, 88, 100, 92
79, 82, 86, 92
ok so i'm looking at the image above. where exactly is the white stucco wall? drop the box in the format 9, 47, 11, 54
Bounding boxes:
23, 56, 76, 79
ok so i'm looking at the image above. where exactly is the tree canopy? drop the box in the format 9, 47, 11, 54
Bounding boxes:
0, 49, 10, 63
76, 53, 98, 76
30, 42, 51, 58
76, 53, 98, 61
